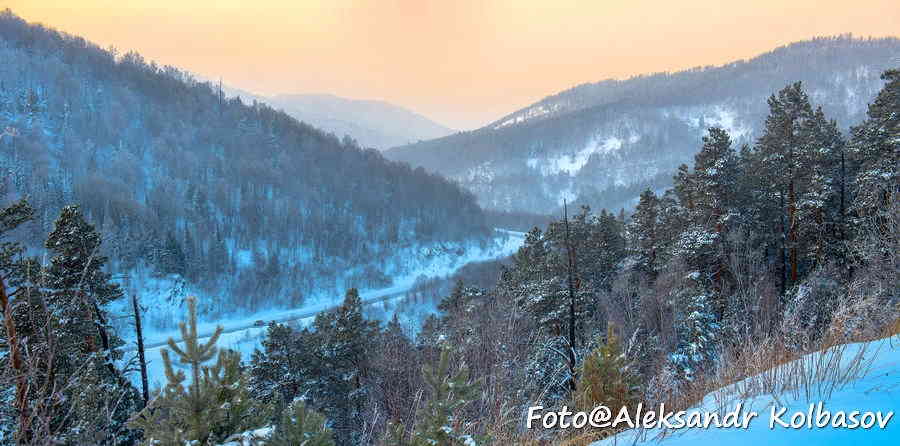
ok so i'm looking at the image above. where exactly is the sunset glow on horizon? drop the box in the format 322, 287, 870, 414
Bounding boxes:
6, 0, 900, 129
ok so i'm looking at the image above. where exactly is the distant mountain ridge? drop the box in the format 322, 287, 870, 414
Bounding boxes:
268, 93, 455, 150
488, 35, 895, 131
216, 86, 454, 150
385, 36, 900, 213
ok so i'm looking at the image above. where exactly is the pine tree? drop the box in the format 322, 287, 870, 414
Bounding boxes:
437, 279, 468, 314
127, 296, 270, 445
249, 322, 310, 404
673, 163, 696, 213
671, 127, 742, 317
305, 288, 378, 446
575, 324, 640, 416
797, 108, 845, 271
267, 401, 335, 446
750, 83, 845, 291
507, 227, 557, 329
43, 206, 140, 444
592, 209, 628, 282
501, 208, 630, 403
691, 127, 740, 225
509, 207, 614, 338
753, 83, 811, 293
42, 206, 124, 353
42, 206, 139, 408
849, 69, 899, 248
387, 349, 488, 446
629, 190, 662, 278
2, 203, 141, 445
844, 69, 899, 306
669, 275, 720, 380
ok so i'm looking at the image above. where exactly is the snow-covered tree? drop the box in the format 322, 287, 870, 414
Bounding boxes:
628, 190, 662, 278
669, 274, 720, 380
748, 82, 846, 292
849, 69, 899, 247
1, 204, 142, 445
305, 288, 379, 446
249, 321, 310, 404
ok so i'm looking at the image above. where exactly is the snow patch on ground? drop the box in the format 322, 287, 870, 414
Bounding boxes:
534, 135, 629, 177
494, 103, 565, 129
704, 106, 751, 140
464, 161, 496, 183
557, 185, 579, 206
667, 104, 752, 141
593, 335, 900, 445
855, 65, 872, 80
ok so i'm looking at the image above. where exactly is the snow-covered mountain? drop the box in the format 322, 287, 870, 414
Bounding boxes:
385, 36, 900, 214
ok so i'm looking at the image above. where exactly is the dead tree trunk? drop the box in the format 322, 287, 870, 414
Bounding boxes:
563, 201, 578, 391
132, 293, 150, 407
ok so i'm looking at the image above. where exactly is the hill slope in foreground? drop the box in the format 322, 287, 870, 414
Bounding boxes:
595, 335, 900, 445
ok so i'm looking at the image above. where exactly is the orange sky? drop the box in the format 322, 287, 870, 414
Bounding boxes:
6, 0, 900, 129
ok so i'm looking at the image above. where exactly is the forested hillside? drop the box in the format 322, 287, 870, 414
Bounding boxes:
386, 36, 899, 213
0, 10, 490, 316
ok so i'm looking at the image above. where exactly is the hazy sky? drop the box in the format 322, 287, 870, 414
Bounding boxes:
7, 0, 900, 129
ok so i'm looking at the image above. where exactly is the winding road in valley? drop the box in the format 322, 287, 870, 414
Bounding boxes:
123, 228, 526, 354
125, 288, 416, 351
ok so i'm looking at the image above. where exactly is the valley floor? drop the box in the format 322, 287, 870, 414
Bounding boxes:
119, 229, 526, 387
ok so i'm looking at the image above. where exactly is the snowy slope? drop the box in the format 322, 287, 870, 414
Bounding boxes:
593, 335, 900, 445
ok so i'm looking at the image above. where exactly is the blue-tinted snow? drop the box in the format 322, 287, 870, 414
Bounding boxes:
593, 335, 900, 445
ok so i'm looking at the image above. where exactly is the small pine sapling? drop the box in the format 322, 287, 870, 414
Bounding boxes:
127, 296, 269, 445
574, 324, 640, 416
267, 401, 335, 446
387, 349, 489, 446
